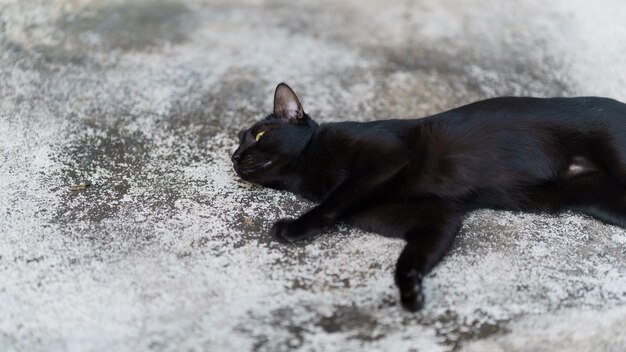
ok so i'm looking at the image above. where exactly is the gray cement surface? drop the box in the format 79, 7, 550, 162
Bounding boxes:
1, 0, 626, 351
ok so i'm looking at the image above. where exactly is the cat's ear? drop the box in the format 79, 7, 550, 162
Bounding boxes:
273, 83, 304, 121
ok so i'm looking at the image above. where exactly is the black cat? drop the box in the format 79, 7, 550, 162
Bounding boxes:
231, 83, 626, 311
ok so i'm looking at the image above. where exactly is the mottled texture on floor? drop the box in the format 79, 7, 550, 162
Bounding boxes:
1, 0, 625, 351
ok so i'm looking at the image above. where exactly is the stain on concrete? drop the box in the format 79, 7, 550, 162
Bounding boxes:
166, 67, 269, 141
427, 309, 507, 351
6, 0, 195, 67
57, 0, 194, 51
54, 120, 151, 223
0, 13, 6, 45
316, 305, 378, 335
265, 0, 573, 117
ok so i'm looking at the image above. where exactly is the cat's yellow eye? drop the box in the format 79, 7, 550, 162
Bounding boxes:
255, 131, 265, 141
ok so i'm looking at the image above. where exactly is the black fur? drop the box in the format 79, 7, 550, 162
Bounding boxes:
232, 83, 626, 311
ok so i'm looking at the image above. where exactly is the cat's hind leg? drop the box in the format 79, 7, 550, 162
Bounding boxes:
532, 174, 626, 228
346, 198, 464, 311
563, 176, 626, 228
529, 158, 626, 228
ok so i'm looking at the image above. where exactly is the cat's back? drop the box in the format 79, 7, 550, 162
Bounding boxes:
439, 96, 626, 126
416, 96, 626, 153
409, 96, 626, 195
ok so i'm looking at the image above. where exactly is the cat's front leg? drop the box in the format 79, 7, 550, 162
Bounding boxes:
395, 208, 462, 311
271, 201, 342, 242
271, 160, 408, 242
346, 198, 463, 311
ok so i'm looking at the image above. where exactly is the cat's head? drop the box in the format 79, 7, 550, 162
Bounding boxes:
232, 83, 318, 187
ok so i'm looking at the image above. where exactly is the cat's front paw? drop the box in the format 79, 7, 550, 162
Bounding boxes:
400, 284, 425, 312
270, 218, 319, 243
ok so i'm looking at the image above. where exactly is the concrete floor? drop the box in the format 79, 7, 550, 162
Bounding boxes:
1, 0, 626, 351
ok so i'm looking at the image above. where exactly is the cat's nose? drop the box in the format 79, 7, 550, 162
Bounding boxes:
231, 152, 241, 162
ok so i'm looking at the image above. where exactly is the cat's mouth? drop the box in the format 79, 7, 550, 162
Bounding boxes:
234, 160, 273, 179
